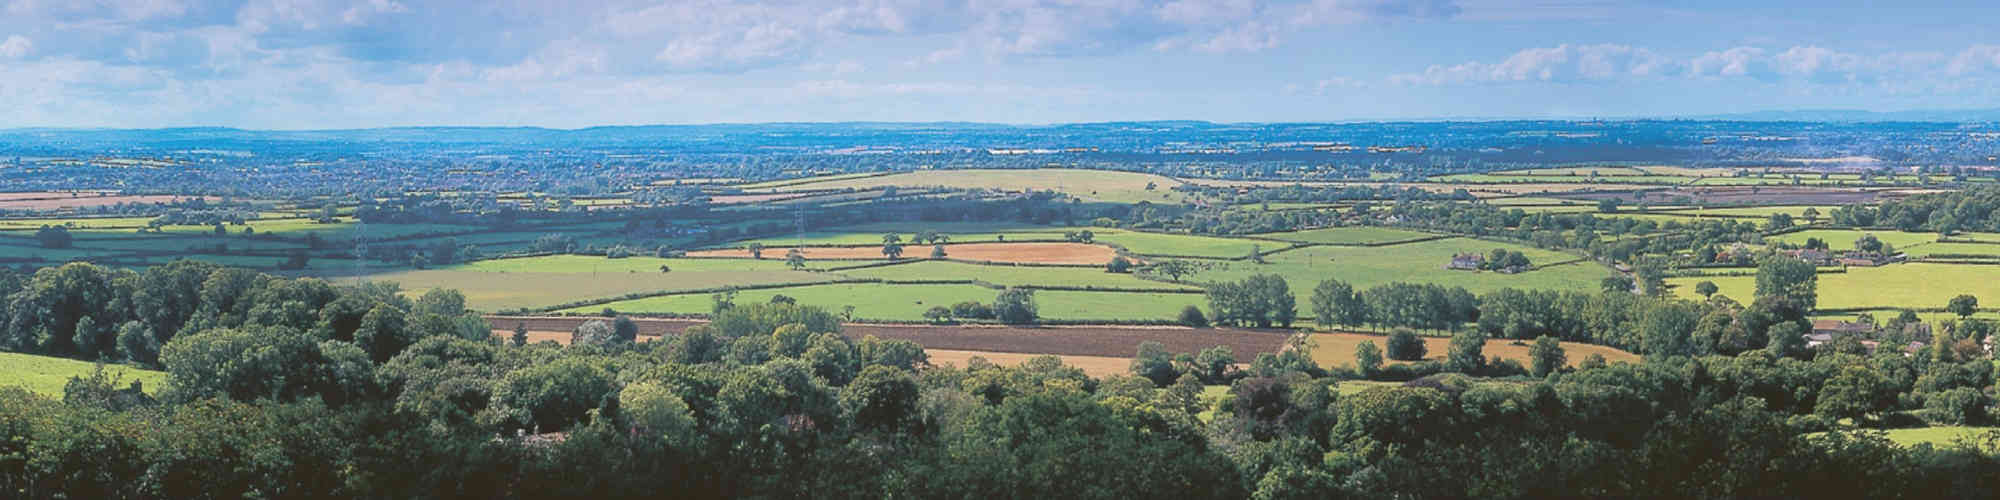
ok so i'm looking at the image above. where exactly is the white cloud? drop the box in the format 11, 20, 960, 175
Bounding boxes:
0, 35, 32, 59
1394, 44, 1667, 85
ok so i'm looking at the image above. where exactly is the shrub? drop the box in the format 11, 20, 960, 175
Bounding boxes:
1385, 329, 1426, 361
1178, 306, 1209, 328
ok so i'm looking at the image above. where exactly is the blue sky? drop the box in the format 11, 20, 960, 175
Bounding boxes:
0, 0, 1995, 129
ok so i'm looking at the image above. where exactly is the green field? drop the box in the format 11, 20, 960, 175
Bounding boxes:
762, 168, 1192, 204
1766, 230, 1938, 250
1093, 231, 1266, 258
1902, 242, 2000, 257
1669, 263, 2000, 310
0, 352, 165, 397
1255, 226, 1436, 245
568, 283, 1205, 321
1188, 237, 1613, 312
838, 260, 1197, 289
1871, 427, 2000, 447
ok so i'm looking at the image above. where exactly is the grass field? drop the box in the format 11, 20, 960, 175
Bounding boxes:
1092, 231, 1267, 258
1190, 237, 1613, 308
1254, 226, 1436, 245
1766, 230, 1938, 250
1305, 332, 1640, 371
1902, 242, 2000, 257
925, 349, 1133, 378
1876, 426, 2000, 447
763, 168, 1192, 204
567, 283, 1206, 321
0, 352, 165, 396
837, 260, 1198, 289
1668, 263, 2000, 310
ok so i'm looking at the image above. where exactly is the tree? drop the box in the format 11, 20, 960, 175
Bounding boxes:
1385, 329, 1426, 361
1107, 256, 1133, 273
841, 365, 921, 433
1192, 346, 1235, 384
924, 306, 952, 324
1601, 276, 1634, 294
1354, 340, 1383, 378
1802, 207, 1821, 224
1816, 365, 1894, 425
35, 225, 72, 249
612, 316, 640, 343
748, 242, 765, 259
1311, 279, 1365, 328
882, 234, 905, 259
1529, 335, 1565, 377
994, 288, 1038, 324
1766, 321, 1809, 359
1756, 257, 1818, 311
1695, 281, 1719, 298
1153, 260, 1198, 281
785, 248, 807, 270
1446, 330, 1486, 374
1596, 198, 1621, 213
512, 322, 529, 346
1130, 341, 1179, 386
931, 244, 948, 259
1179, 305, 1209, 328
571, 319, 615, 346
1947, 294, 1979, 319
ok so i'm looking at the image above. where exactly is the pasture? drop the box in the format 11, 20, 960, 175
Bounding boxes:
1305, 332, 1641, 371
688, 242, 1120, 265
759, 168, 1192, 204
371, 256, 841, 311
1668, 263, 2000, 310
1188, 237, 1614, 305
837, 260, 1198, 289
925, 349, 1133, 378
568, 283, 1206, 321
1766, 230, 1939, 250
1254, 226, 1436, 245
0, 352, 165, 397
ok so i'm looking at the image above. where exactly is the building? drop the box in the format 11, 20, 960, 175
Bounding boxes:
1784, 248, 1834, 266
1446, 253, 1484, 271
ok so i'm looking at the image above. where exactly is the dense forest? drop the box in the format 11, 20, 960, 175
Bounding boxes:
0, 259, 1998, 498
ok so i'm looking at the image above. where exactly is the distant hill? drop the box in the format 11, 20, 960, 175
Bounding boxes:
1682, 108, 2000, 123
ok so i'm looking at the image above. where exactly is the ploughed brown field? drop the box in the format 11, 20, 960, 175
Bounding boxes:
488, 315, 1291, 358
683, 242, 1120, 265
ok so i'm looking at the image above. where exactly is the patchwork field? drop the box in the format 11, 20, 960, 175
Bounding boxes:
925, 349, 1134, 377
838, 260, 1197, 289
1254, 226, 1437, 245
1765, 230, 1939, 250
1305, 332, 1640, 371
688, 242, 1121, 265
1189, 237, 1614, 309
567, 282, 1206, 321
1668, 263, 2000, 310
0, 352, 165, 397
760, 168, 1192, 204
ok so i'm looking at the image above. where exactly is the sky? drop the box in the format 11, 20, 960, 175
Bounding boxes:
1, 0, 1997, 129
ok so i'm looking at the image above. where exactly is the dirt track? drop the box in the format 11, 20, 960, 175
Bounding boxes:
486, 315, 1291, 357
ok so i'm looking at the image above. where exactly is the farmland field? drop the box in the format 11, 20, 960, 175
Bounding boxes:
1766, 229, 1938, 250
1189, 237, 1614, 308
1254, 226, 1436, 245
369, 257, 841, 311
567, 283, 1206, 321
0, 352, 165, 397
759, 168, 1192, 204
1668, 263, 2000, 310
1871, 426, 2000, 447
1901, 242, 2000, 257
925, 349, 1133, 377
837, 260, 1197, 289
1091, 231, 1266, 258
688, 242, 1120, 265
1306, 332, 1640, 370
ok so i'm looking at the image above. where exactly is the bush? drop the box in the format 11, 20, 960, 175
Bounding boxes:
1178, 306, 1209, 328
950, 301, 993, 320
1385, 329, 1426, 361
1925, 387, 1992, 425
